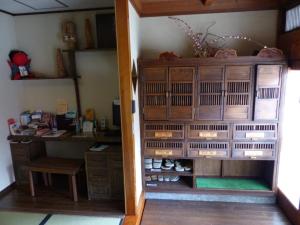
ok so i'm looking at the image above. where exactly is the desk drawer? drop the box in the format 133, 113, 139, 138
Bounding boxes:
85, 153, 107, 168
233, 123, 277, 140
187, 142, 230, 159
232, 142, 276, 160
89, 185, 110, 200
187, 123, 230, 140
144, 141, 184, 157
87, 168, 109, 177
10, 143, 30, 161
144, 123, 184, 139
88, 175, 109, 184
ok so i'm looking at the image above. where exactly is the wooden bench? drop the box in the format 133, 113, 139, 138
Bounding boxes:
28, 157, 84, 202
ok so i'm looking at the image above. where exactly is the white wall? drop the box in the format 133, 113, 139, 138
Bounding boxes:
140, 10, 278, 58
129, 1, 143, 206
14, 11, 119, 127
0, 13, 23, 191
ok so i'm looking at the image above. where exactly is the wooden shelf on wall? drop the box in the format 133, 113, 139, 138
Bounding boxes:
11, 76, 80, 81
62, 48, 116, 53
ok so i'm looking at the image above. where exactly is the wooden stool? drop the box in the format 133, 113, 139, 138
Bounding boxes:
28, 157, 84, 202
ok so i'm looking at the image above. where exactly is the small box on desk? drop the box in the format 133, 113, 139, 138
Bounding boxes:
56, 115, 75, 131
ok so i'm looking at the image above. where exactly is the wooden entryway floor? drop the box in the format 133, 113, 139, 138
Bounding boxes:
0, 186, 124, 217
141, 200, 291, 225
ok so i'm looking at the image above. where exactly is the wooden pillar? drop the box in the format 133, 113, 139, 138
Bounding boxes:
115, 0, 137, 216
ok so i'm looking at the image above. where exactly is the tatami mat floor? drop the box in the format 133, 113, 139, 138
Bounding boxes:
0, 211, 123, 225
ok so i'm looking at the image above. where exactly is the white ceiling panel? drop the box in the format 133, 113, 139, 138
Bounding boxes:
15, 0, 66, 10
61, 0, 114, 9
0, 0, 114, 15
0, 0, 34, 14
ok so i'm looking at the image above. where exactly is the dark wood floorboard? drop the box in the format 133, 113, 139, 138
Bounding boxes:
141, 200, 292, 225
0, 186, 124, 217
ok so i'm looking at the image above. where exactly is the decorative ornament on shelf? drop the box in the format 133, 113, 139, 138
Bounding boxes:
214, 49, 237, 58
7, 50, 34, 80
62, 21, 77, 50
159, 52, 180, 60
257, 48, 284, 58
169, 16, 270, 58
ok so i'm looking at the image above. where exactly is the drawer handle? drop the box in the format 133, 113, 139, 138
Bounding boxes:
199, 132, 218, 138
155, 150, 173, 156
155, 131, 173, 138
245, 132, 265, 139
199, 151, 217, 156
244, 151, 263, 157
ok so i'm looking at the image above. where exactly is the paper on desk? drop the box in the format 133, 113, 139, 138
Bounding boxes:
42, 130, 67, 138
89, 145, 109, 152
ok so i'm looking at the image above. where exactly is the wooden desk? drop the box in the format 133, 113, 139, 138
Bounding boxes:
28, 157, 84, 202
8, 132, 123, 201
7, 131, 122, 144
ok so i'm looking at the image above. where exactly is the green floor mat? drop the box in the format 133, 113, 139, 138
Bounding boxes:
0, 211, 47, 225
196, 178, 270, 191
45, 215, 122, 225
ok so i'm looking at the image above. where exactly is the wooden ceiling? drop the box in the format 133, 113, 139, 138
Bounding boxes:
130, 0, 281, 17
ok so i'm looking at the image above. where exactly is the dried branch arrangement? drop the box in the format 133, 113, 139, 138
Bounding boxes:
169, 16, 268, 57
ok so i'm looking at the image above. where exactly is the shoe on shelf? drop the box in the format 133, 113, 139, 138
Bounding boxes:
144, 158, 152, 164
184, 166, 192, 171
170, 176, 180, 182
164, 176, 170, 182
145, 176, 151, 182
175, 160, 184, 172
161, 165, 173, 170
151, 175, 158, 181
153, 161, 162, 169
175, 166, 184, 172
158, 175, 164, 182
153, 159, 163, 163
145, 163, 153, 169
165, 159, 175, 167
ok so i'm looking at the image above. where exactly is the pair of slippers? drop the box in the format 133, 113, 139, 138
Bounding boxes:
162, 159, 191, 172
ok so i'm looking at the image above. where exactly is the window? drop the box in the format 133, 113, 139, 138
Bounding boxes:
285, 4, 300, 32
278, 70, 300, 209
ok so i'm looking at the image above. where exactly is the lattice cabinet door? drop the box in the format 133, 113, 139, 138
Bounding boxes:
168, 67, 195, 120
254, 65, 282, 120
142, 67, 168, 120
197, 66, 224, 120
224, 65, 253, 120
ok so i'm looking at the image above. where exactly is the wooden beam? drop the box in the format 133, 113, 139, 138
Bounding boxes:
115, 0, 137, 216
130, 0, 142, 16
277, 189, 300, 225
138, 0, 279, 17
0, 182, 15, 198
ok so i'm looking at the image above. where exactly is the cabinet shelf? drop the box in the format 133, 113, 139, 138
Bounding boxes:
195, 177, 272, 192
145, 169, 193, 177
146, 178, 193, 191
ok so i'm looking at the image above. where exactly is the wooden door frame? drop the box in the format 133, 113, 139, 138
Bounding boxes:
115, 0, 145, 224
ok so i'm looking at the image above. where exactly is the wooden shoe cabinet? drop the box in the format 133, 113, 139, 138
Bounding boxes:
139, 56, 286, 194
